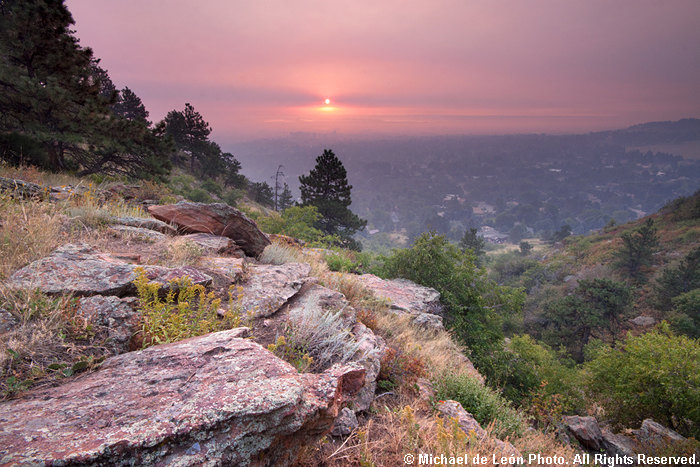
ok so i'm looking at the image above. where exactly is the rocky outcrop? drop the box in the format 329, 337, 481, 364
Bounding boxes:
237, 263, 312, 317
196, 256, 246, 283
147, 202, 270, 257
437, 400, 520, 457
9, 244, 212, 296
631, 419, 686, 447
629, 315, 657, 327
357, 274, 445, 330
76, 296, 139, 352
109, 216, 177, 235
563, 416, 696, 459
330, 407, 359, 437
109, 225, 167, 242
287, 284, 385, 412
181, 233, 244, 256
0, 329, 365, 466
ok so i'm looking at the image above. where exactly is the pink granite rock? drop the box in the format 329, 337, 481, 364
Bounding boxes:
147, 202, 270, 257
0, 329, 365, 466
9, 244, 211, 296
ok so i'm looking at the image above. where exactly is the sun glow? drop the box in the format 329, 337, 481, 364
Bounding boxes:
324, 98, 331, 105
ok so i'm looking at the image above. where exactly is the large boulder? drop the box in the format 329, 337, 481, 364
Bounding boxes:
236, 263, 312, 318
562, 415, 605, 451
8, 244, 212, 297
181, 233, 243, 256
196, 256, 246, 283
109, 225, 166, 242
0, 329, 365, 466
147, 202, 270, 257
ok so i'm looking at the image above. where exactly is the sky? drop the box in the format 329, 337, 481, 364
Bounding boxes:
67, 0, 700, 142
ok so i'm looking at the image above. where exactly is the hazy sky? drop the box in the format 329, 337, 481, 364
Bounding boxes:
67, 0, 700, 142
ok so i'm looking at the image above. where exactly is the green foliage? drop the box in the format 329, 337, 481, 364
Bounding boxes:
652, 246, 700, 311
490, 335, 584, 412
133, 268, 241, 347
541, 278, 632, 362
257, 205, 327, 243
278, 182, 294, 210
378, 232, 525, 375
325, 252, 357, 273
248, 181, 274, 207
459, 227, 485, 266
585, 322, 700, 438
663, 189, 700, 221
433, 370, 528, 439
615, 218, 660, 281
668, 289, 700, 338
0, 2, 171, 178
299, 149, 367, 250
519, 241, 533, 256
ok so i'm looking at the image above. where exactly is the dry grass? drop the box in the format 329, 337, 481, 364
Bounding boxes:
163, 237, 205, 266
0, 163, 82, 187
259, 240, 304, 265
0, 194, 67, 280
0, 286, 112, 399
298, 400, 579, 466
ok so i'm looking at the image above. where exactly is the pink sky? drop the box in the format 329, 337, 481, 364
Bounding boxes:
67, 0, 700, 142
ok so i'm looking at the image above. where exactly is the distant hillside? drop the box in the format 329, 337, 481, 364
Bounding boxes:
499, 189, 700, 345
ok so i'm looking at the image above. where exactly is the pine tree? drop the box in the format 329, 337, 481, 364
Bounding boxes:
162, 103, 213, 173
278, 183, 294, 210
299, 149, 366, 249
0, 0, 171, 178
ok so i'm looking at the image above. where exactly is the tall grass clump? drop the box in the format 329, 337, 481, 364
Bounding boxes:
259, 241, 302, 265
0, 194, 65, 279
280, 304, 375, 372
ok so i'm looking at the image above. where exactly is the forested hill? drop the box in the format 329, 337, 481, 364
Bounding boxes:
231, 119, 700, 246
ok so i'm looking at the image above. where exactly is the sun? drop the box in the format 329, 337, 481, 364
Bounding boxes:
324, 98, 331, 105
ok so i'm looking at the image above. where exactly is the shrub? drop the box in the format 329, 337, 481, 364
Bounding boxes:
433, 369, 528, 439
283, 303, 375, 372
585, 322, 700, 438
133, 268, 241, 348
378, 232, 525, 376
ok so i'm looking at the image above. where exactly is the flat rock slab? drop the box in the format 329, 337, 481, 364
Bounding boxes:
110, 225, 166, 242
109, 216, 177, 235
357, 274, 443, 316
196, 256, 246, 283
181, 233, 243, 256
0, 329, 365, 466
148, 202, 270, 257
237, 263, 311, 317
9, 244, 211, 297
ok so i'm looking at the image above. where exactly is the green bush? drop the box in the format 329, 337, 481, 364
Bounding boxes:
378, 232, 525, 376
493, 335, 584, 412
325, 252, 357, 273
585, 322, 700, 438
433, 370, 528, 439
